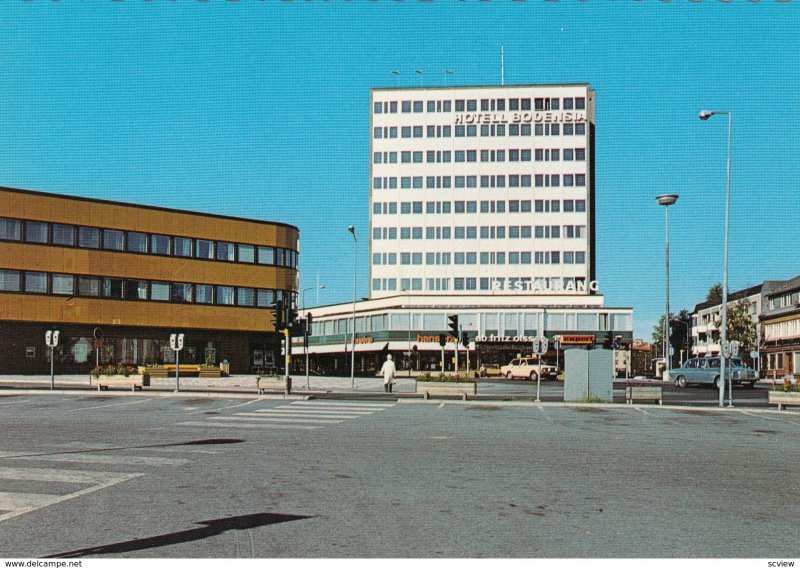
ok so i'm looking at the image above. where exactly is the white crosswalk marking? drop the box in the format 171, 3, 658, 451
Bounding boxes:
212, 416, 343, 424
175, 421, 319, 430
0, 442, 205, 524
0, 450, 188, 467
176, 400, 396, 431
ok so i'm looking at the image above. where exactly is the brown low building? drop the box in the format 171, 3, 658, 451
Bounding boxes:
0, 186, 298, 374
760, 275, 800, 382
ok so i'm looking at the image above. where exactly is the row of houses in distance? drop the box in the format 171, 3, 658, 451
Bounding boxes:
690, 275, 800, 380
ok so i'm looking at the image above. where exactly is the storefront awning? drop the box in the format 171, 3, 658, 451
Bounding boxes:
303, 342, 390, 355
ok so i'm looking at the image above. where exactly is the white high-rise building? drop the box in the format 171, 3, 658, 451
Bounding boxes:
369, 84, 596, 298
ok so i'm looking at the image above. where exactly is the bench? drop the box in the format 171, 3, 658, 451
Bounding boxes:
142, 365, 220, 378
626, 386, 663, 405
416, 381, 477, 400
97, 375, 147, 392
767, 391, 800, 411
257, 375, 290, 394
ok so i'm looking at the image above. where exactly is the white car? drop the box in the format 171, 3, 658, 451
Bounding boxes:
500, 357, 558, 381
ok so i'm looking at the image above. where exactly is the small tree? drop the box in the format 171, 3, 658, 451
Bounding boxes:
706, 283, 723, 304
726, 300, 757, 365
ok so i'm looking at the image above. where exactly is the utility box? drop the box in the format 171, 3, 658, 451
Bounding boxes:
564, 349, 614, 402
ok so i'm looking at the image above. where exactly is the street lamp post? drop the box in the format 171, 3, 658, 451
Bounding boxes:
656, 194, 679, 381
348, 225, 357, 389
699, 110, 733, 408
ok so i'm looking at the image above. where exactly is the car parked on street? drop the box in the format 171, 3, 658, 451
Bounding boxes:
669, 356, 757, 389
500, 357, 559, 381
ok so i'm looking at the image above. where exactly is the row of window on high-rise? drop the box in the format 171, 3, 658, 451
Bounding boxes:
371, 224, 586, 240
373, 148, 586, 165
373, 122, 587, 139
0, 217, 298, 269
372, 250, 587, 266
373, 96, 587, 115
373, 174, 587, 190
0, 268, 294, 308
372, 274, 589, 293
372, 198, 587, 219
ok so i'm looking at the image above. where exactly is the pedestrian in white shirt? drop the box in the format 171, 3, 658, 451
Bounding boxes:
380, 354, 397, 393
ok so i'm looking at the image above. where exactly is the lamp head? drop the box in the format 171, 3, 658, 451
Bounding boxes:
699, 110, 715, 121
347, 225, 355, 234
655, 194, 679, 207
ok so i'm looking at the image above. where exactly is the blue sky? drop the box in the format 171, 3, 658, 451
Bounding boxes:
1, 1, 798, 339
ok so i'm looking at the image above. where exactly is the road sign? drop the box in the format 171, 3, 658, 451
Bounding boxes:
749, 350, 758, 360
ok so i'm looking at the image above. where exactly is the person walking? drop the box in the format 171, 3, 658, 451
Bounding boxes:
380, 354, 397, 393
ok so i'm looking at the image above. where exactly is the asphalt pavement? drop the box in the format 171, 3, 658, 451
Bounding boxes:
0, 392, 797, 558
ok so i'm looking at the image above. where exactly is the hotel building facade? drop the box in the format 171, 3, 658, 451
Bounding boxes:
0, 187, 298, 375
300, 84, 633, 376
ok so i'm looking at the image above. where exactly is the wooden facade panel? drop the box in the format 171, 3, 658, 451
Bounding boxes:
3, 188, 298, 250
2, 294, 276, 332
2, 243, 295, 288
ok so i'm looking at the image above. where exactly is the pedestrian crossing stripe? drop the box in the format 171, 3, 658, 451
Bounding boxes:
261, 406, 376, 413
211, 416, 343, 424
175, 400, 397, 431
0, 469, 142, 523
289, 401, 395, 409
175, 421, 319, 430
0, 450, 189, 467
250, 409, 369, 418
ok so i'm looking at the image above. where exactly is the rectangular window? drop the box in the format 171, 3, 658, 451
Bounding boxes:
150, 281, 170, 301
102, 278, 124, 299
150, 234, 171, 255
237, 287, 255, 306
0, 269, 21, 292
257, 246, 275, 265
215, 242, 234, 261
196, 239, 215, 259
215, 285, 235, 305
170, 283, 193, 303
123, 279, 148, 300
127, 231, 148, 253
103, 229, 124, 251
52, 224, 75, 246
256, 288, 274, 307
194, 284, 213, 304
25, 271, 47, 293
51, 274, 74, 295
77, 276, 100, 297
25, 221, 49, 244
238, 244, 255, 263
0, 218, 21, 241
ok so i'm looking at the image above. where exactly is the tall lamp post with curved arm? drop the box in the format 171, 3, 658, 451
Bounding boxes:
699, 109, 733, 408
656, 194, 679, 380
348, 225, 357, 389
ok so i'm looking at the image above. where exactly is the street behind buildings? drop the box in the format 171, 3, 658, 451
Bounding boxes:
0, 393, 797, 559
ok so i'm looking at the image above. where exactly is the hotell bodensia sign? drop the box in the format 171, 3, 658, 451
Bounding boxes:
455, 111, 587, 125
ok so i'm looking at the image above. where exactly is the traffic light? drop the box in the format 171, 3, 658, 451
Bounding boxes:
461, 331, 469, 348
448, 314, 459, 338
270, 300, 284, 331
306, 312, 313, 336
287, 308, 302, 337
439, 333, 447, 348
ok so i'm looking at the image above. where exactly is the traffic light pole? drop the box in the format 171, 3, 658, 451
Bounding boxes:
455, 325, 460, 375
